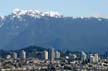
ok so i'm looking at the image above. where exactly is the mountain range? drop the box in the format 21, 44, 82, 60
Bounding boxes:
0, 9, 108, 53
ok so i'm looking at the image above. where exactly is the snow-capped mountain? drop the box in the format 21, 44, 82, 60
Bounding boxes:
11, 9, 62, 18
0, 9, 108, 53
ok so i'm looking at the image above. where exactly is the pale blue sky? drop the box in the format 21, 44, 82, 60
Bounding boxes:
0, 0, 108, 18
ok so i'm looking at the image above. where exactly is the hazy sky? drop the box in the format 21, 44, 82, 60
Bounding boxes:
0, 0, 108, 18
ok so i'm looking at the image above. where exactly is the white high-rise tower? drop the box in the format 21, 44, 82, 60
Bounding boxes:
43, 50, 48, 60
13, 52, 17, 59
49, 48, 55, 62
81, 51, 87, 62
55, 51, 60, 59
22, 50, 26, 59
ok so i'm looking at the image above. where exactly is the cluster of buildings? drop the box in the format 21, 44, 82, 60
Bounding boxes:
0, 48, 108, 71
89, 53, 99, 64
6, 48, 61, 62
81, 51, 100, 64
0, 48, 62, 71
6, 50, 27, 60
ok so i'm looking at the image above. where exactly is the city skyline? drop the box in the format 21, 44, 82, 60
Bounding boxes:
0, 45, 107, 71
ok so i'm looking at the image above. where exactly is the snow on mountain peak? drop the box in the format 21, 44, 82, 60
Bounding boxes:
0, 16, 5, 28
12, 9, 29, 15
0, 16, 5, 20
43, 11, 61, 17
98, 18, 102, 21
12, 9, 62, 18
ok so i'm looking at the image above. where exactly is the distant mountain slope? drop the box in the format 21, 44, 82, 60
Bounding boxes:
0, 9, 108, 53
